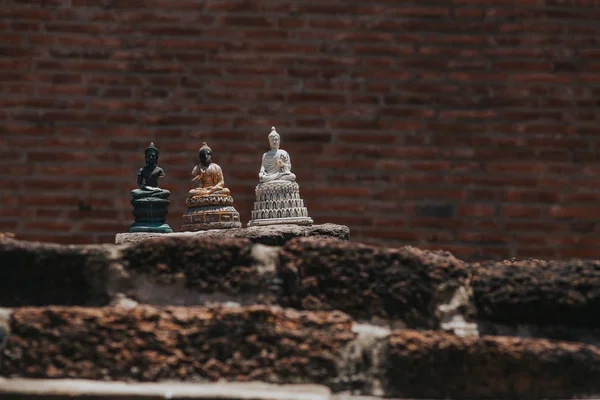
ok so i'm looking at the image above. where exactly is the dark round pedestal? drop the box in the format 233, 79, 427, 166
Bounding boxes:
129, 196, 173, 233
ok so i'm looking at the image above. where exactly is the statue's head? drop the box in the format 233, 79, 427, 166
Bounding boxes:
198, 142, 212, 166
145, 142, 159, 166
268, 126, 280, 150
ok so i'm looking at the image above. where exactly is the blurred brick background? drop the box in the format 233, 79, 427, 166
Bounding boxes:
1, 0, 600, 259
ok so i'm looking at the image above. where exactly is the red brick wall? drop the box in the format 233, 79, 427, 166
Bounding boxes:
1, 0, 599, 259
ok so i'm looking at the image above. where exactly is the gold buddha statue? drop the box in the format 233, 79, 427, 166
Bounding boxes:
182, 141, 241, 231
188, 142, 231, 198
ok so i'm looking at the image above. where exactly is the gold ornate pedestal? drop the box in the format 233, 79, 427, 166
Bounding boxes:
181, 195, 241, 231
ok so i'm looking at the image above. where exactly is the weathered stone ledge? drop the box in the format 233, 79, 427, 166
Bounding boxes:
471, 258, 600, 328
386, 329, 600, 400
0, 378, 330, 400
4, 237, 600, 339
2, 306, 600, 400
278, 237, 467, 328
114, 223, 350, 246
1, 306, 356, 385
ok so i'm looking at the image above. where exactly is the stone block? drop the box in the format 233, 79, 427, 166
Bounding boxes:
115, 224, 349, 246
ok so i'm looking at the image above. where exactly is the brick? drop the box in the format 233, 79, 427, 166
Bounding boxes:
0, 47, 38, 57
507, 221, 564, 233
513, 74, 573, 84
17, 233, 95, 245
26, 180, 86, 191
419, 46, 478, 58
458, 204, 496, 218
428, 34, 489, 46
204, 0, 260, 12
67, 210, 121, 220
485, 162, 545, 174
380, 108, 434, 118
409, 161, 451, 171
502, 204, 542, 218
79, 222, 129, 233
140, 26, 204, 36
452, 7, 484, 18
359, 230, 419, 242
309, 18, 363, 30
392, 7, 450, 18
354, 44, 412, 57
2, 7, 52, 21
549, 206, 600, 219
21, 195, 79, 207
288, 92, 346, 103
458, 232, 510, 245
278, 17, 304, 29
312, 187, 372, 198
333, 32, 394, 43
495, 61, 553, 72
564, 193, 600, 203
404, 174, 445, 185
504, 190, 561, 203
49, 74, 83, 85
557, 247, 600, 259
23, 221, 73, 232
158, 38, 220, 51
120, 11, 182, 23
219, 15, 273, 27
302, 56, 362, 67
298, 4, 356, 14
0, 221, 18, 231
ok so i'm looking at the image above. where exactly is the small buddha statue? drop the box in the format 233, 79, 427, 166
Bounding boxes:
258, 127, 296, 183
131, 142, 170, 200
188, 142, 231, 198
181, 141, 241, 231
128, 142, 172, 233
248, 126, 312, 227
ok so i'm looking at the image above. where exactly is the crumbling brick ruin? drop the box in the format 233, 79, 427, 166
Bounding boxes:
2, 233, 600, 399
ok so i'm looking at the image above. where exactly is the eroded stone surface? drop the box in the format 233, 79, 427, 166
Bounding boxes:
0, 239, 113, 307
7, 235, 600, 342
0, 378, 331, 400
120, 237, 279, 306
1, 306, 356, 383
115, 224, 349, 246
0, 237, 283, 308
122, 237, 254, 292
470, 258, 600, 328
3, 306, 600, 399
279, 238, 467, 328
386, 330, 600, 400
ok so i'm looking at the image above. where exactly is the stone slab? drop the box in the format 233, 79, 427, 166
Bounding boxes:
7, 236, 600, 339
386, 330, 600, 399
115, 223, 349, 246
1, 306, 356, 384
3, 306, 600, 399
470, 258, 600, 328
247, 217, 313, 227
279, 238, 467, 327
0, 378, 330, 400
0, 239, 115, 307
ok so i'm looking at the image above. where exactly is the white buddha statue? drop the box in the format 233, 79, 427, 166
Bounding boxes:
259, 126, 296, 183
